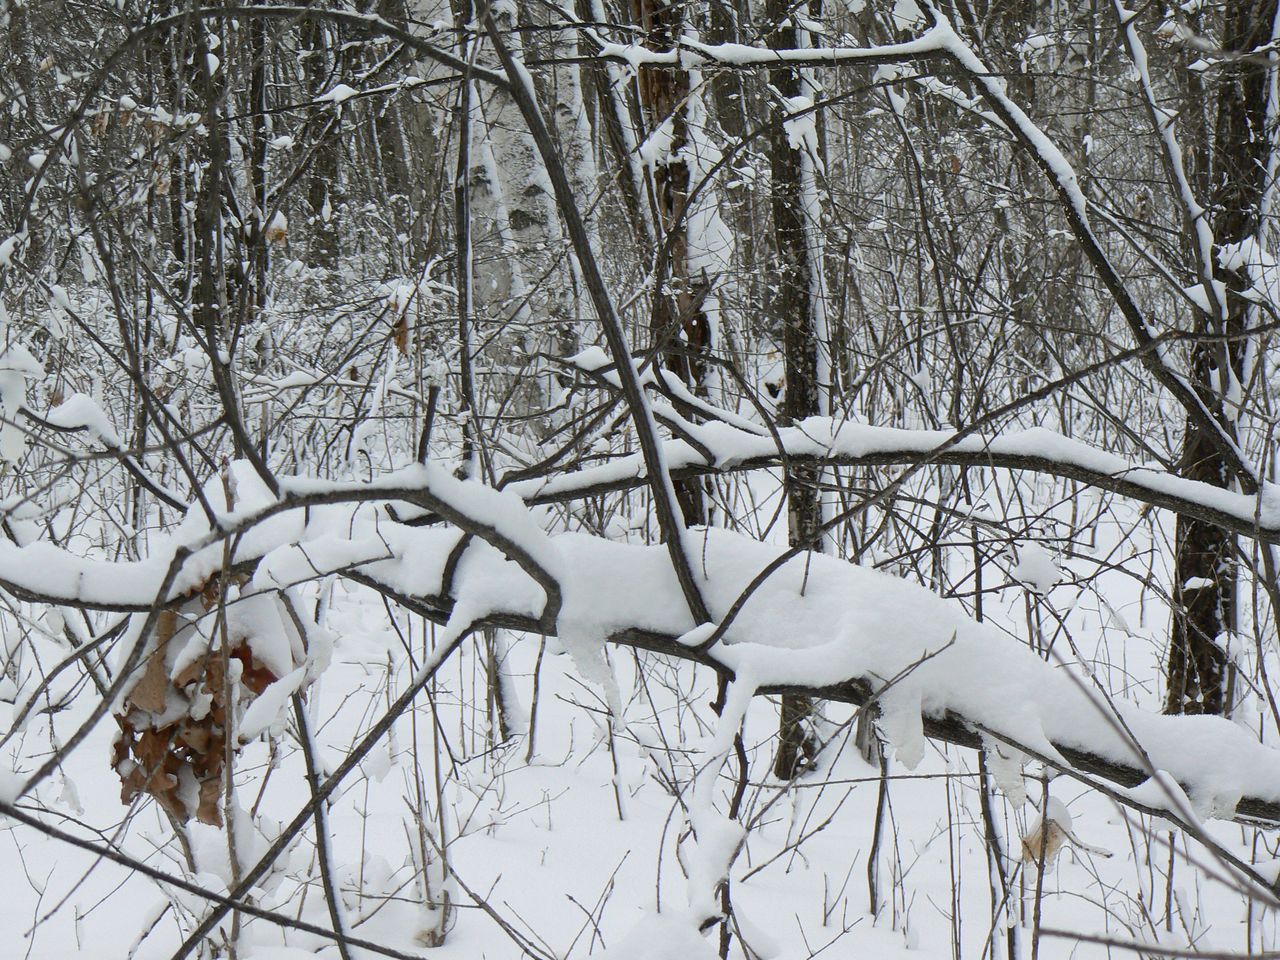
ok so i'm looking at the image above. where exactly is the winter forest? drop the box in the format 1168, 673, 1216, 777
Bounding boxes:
11, 0, 1280, 958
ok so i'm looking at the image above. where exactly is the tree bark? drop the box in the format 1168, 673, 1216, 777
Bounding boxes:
300, 16, 341, 269
635, 0, 712, 526
767, 0, 823, 779
470, 3, 574, 420
1166, 0, 1277, 715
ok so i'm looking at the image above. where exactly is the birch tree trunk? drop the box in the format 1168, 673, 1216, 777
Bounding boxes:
470, 2, 573, 419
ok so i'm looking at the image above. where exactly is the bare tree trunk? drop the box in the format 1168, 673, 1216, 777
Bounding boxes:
635, 0, 711, 526
551, 4, 598, 225
768, 0, 823, 779
550, 3, 598, 377
1167, 0, 1277, 715
469, 3, 574, 420
588, 0, 652, 249
301, 17, 340, 269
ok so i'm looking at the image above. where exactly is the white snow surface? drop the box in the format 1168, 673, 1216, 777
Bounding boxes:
599, 912, 720, 959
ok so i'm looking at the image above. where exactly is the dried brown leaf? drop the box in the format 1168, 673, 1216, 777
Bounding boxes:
196, 778, 223, 827
127, 609, 179, 713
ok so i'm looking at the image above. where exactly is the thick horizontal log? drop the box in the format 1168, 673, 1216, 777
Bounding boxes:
344, 573, 1280, 832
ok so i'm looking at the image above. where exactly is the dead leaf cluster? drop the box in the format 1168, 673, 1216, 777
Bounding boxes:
112, 583, 285, 826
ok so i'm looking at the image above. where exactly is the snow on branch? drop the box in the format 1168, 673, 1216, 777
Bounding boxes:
0, 461, 564, 624
10, 456, 1280, 830
348, 524, 1280, 832
505, 406, 1280, 547
593, 25, 952, 72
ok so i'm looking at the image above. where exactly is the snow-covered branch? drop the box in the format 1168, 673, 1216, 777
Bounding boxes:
8, 457, 1280, 831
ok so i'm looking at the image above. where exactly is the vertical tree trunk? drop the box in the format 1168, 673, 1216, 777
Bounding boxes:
243, 11, 269, 338
1166, 0, 1277, 715
551, 3, 599, 372
589, 0, 653, 249
635, 0, 711, 526
301, 17, 340, 269
768, 0, 823, 779
551, 3, 598, 224
372, 0, 415, 206
470, 3, 574, 420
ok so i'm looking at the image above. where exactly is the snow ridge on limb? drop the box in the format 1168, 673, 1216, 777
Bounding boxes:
15, 459, 1280, 829
262, 494, 1280, 834
587, 20, 952, 71
0, 461, 566, 656
347, 527, 1280, 832
508, 415, 1280, 545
